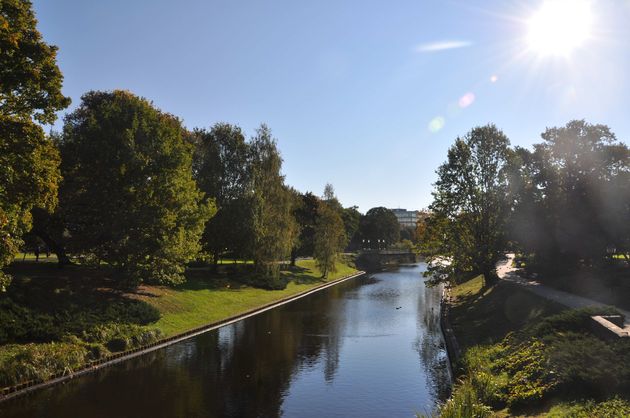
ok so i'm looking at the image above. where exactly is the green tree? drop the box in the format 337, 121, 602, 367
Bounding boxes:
0, 120, 60, 290
193, 123, 252, 267
0, 0, 70, 290
59, 90, 214, 286
358, 207, 400, 249
289, 191, 319, 266
314, 186, 347, 278
249, 125, 297, 288
341, 206, 361, 250
0, 0, 71, 124
509, 121, 630, 270
424, 124, 511, 285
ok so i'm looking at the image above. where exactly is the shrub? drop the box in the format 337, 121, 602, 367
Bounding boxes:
82, 323, 161, 351
0, 343, 88, 387
431, 377, 493, 418
548, 397, 630, 418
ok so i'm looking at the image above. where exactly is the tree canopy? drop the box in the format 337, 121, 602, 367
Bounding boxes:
58, 90, 215, 285
422, 124, 511, 285
249, 125, 298, 288
359, 207, 400, 249
0, 0, 69, 290
314, 186, 347, 278
0, 0, 70, 124
193, 123, 252, 265
508, 120, 630, 270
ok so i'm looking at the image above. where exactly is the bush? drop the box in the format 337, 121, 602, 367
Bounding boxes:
0, 343, 88, 387
428, 377, 493, 418
82, 323, 161, 351
548, 397, 630, 418
0, 299, 60, 343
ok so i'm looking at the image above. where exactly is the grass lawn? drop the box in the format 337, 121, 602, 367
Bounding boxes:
136, 259, 357, 336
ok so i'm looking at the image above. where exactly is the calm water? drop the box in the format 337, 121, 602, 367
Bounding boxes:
1, 263, 451, 418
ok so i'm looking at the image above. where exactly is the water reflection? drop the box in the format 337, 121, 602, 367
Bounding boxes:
0, 263, 450, 418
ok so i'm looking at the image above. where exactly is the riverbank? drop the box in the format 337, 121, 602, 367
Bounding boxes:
438, 275, 630, 417
0, 259, 359, 398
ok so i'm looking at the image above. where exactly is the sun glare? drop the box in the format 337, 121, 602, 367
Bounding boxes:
527, 0, 593, 56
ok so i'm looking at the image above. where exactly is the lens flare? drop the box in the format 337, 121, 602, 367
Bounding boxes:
490, 75, 498, 83
458, 92, 475, 108
428, 116, 445, 133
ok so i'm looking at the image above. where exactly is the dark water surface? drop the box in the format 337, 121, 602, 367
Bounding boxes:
1, 263, 451, 418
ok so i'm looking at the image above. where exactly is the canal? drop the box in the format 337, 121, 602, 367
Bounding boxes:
1, 263, 451, 418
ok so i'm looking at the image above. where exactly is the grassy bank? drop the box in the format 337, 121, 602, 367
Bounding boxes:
0, 259, 358, 389
140, 259, 357, 336
435, 276, 630, 417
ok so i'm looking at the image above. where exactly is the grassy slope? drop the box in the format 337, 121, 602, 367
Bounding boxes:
447, 276, 630, 417
140, 259, 357, 336
0, 258, 357, 388
450, 275, 562, 351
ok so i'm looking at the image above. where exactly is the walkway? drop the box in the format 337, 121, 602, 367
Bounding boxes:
497, 253, 630, 325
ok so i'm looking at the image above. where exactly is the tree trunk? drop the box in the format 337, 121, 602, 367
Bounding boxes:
30, 208, 73, 267
213, 249, 220, 273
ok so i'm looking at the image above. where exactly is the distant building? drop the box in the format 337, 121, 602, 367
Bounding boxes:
390, 208, 419, 229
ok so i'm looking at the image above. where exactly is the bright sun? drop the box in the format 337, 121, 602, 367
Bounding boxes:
527, 0, 593, 56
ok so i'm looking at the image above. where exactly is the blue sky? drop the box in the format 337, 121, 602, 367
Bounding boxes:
33, 0, 630, 212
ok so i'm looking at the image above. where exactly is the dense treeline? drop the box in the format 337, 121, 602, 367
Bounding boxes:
422, 122, 630, 285
1, 1, 412, 291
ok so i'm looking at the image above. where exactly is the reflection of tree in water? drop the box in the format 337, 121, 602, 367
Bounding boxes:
415, 283, 452, 403
146, 281, 352, 418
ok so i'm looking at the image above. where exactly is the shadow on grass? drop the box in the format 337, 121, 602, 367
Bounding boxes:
450, 280, 563, 350
2, 262, 160, 345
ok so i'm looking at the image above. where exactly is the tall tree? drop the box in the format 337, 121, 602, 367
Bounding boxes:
249, 125, 297, 288
0, 0, 70, 290
509, 121, 630, 270
341, 206, 361, 250
193, 123, 252, 267
424, 124, 511, 285
314, 186, 347, 278
358, 207, 400, 249
0, 120, 60, 290
58, 90, 215, 286
290, 191, 319, 266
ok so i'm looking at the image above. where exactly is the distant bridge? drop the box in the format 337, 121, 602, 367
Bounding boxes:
356, 250, 418, 271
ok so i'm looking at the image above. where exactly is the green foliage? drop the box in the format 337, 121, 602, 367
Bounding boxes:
548, 397, 630, 418
358, 206, 400, 248
341, 205, 361, 250
498, 339, 558, 407
0, 0, 71, 124
249, 125, 298, 288
58, 90, 215, 286
291, 191, 320, 261
193, 123, 252, 262
81, 323, 161, 352
423, 124, 511, 285
0, 296, 160, 344
0, 118, 61, 291
0, 342, 87, 387
426, 377, 493, 418
0, 323, 161, 387
449, 307, 630, 415
508, 120, 630, 271
314, 198, 347, 278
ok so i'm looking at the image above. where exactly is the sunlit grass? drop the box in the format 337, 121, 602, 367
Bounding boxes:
141, 259, 358, 336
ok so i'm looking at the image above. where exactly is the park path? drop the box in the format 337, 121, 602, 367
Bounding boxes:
497, 253, 630, 325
